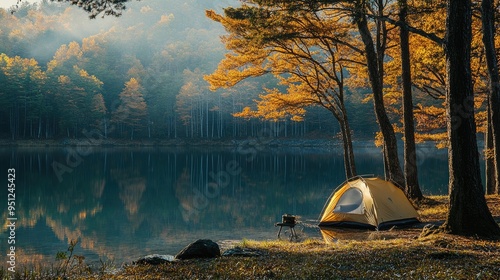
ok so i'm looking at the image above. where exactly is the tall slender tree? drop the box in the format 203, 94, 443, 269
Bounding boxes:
485, 97, 496, 194
398, 0, 423, 200
353, 0, 404, 187
112, 78, 148, 140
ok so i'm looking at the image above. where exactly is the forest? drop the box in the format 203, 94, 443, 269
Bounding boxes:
0, 0, 382, 141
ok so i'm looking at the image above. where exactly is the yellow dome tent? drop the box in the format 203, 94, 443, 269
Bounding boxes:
318, 177, 419, 230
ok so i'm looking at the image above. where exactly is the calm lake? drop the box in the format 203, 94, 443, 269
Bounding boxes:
0, 143, 460, 265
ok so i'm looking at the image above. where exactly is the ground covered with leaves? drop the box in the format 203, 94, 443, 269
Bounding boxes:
2, 196, 500, 279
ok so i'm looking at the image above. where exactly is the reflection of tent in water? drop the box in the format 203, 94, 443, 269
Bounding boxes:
318, 177, 419, 230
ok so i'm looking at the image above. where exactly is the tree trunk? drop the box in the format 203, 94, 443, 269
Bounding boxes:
486, 100, 496, 194
443, 0, 500, 237
206, 99, 209, 139
355, 3, 405, 187
399, 0, 423, 200
104, 117, 108, 139
23, 96, 27, 138
45, 116, 49, 139
481, 0, 500, 195
342, 109, 357, 179
38, 117, 42, 139
337, 111, 357, 179
148, 117, 151, 139
211, 110, 215, 138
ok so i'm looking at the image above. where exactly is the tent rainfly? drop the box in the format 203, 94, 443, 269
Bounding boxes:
318, 177, 419, 230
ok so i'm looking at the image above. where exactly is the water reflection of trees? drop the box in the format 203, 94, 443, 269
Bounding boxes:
0, 147, 448, 264
113, 168, 146, 227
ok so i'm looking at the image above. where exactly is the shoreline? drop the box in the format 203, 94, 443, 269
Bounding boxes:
2, 196, 499, 279
0, 138, 443, 148
0, 138, 347, 146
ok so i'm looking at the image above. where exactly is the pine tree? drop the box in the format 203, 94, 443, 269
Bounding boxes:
112, 78, 148, 140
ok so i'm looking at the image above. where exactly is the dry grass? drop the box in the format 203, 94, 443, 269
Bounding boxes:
2, 195, 500, 280
416, 195, 500, 222
109, 235, 500, 280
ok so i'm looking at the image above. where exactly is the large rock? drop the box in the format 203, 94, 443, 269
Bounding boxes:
175, 239, 221, 260
134, 254, 175, 265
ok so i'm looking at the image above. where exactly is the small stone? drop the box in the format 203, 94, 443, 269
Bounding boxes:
134, 254, 175, 265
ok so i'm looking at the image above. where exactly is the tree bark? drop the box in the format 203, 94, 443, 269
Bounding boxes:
399, 0, 423, 200
481, 0, 500, 195
337, 109, 357, 179
355, 1, 405, 187
485, 98, 496, 194
343, 110, 357, 179
443, 0, 500, 237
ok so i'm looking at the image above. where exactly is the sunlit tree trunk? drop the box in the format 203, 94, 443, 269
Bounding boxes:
443, 0, 500, 237
399, 0, 423, 200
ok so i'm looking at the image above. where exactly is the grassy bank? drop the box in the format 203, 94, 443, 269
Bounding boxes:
2, 196, 500, 279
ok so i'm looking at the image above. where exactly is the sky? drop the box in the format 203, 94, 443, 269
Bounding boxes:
0, 0, 41, 9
